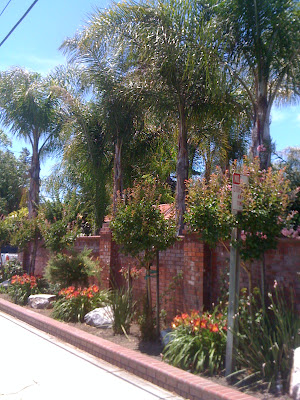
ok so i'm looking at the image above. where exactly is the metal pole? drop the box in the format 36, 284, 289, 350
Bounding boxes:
156, 251, 160, 339
225, 226, 241, 377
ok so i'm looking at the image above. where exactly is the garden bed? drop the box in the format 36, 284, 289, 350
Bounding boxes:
0, 293, 293, 400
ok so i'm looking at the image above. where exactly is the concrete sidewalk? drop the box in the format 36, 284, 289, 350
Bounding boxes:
0, 312, 184, 400
0, 298, 258, 400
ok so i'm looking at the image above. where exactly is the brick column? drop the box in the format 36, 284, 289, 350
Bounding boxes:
182, 233, 204, 312
98, 223, 112, 289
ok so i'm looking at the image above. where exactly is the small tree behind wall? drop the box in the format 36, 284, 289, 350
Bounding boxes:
110, 180, 177, 339
186, 157, 292, 299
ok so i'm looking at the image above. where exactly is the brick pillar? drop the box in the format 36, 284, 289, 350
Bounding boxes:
99, 223, 112, 289
182, 233, 204, 312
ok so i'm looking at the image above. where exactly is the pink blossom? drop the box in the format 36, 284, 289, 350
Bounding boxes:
281, 228, 294, 237
241, 231, 246, 241
257, 144, 266, 152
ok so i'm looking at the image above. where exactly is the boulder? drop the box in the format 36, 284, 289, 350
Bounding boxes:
290, 347, 300, 400
0, 279, 10, 288
84, 306, 113, 328
28, 294, 56, 309
160, 328, 172, 347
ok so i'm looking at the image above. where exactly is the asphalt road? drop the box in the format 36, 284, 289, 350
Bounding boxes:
0, 312, 184, 400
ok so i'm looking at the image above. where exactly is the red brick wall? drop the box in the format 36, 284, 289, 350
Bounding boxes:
207, 239, 300, 311
29, 228, 300, 319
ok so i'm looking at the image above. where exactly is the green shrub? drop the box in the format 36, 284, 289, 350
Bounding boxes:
236, 284, 300, 393
52, 285, 109, 323
45, 247, 97, 288
109, 288, 135, 335
0, 258, 23, 282
163, 308, 227, 375
8, 274, 39, 305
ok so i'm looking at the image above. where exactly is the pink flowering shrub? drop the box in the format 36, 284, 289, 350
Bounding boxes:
186, 157, 295, 261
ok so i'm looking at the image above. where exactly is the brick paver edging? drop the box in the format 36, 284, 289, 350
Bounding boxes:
0, 298, 258, 400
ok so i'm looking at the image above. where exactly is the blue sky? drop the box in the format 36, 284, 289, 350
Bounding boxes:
0, 0, 299, 178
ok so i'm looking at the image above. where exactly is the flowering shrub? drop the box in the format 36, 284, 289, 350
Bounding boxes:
186, 157, 293, 260
8, 273, 39, 305
236, 158, 291, 260
281, 210, 300, 239
111, 181, 177, 339
185, 169, 233, 248
119, 266, 142, 281
0, 259, 23, 282
52, 285, 109, 323
163, 309, 227, 375
4, 208, 38, 250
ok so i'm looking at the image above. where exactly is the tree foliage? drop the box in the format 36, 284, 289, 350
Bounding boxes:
111, 180, 177, 266
186, 157, 292, 260
0, 148, 28, 215
0, 68, 63, 273
218, 0, 300, 168
37, 192, 82, 253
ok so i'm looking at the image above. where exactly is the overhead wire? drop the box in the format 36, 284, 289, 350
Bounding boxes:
0, 0, 39, 48
0, 0, 13, 18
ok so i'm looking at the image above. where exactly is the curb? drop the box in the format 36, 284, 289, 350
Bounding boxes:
0, 298, 258, 400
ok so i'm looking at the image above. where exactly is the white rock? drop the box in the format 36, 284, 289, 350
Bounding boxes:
160, 329, 172, 347
290, 347, 300, 400
84, 306, 113, 328
28, 294, 56, 309
0, 279, 10, 288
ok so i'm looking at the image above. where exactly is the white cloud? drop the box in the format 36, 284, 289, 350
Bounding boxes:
271, 108, 287, 123
0, 54, 65, 75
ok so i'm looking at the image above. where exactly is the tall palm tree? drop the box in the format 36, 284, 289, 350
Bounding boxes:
51, 65, 111, 229
0, 68, 62, 273
60, 35, 140, 214
74, 0, 223, 233
219, 0, 300, 169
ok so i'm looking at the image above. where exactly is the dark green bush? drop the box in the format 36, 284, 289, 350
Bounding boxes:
45, 247, 97, 288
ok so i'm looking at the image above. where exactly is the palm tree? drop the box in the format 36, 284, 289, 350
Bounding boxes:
219, 0, 300, 169
50, 65, 111, 230
74, 0, 223, 233
60, 36, 140, 214
0, 67, 62, 273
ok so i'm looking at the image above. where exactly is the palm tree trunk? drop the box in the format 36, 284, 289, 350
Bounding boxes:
94, 167, 108, 233
113, 137, 123, 214
27, 130, 40, 274
28, 133, 40, 218
176, 101, 188, 235
250, 81, 271, 170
